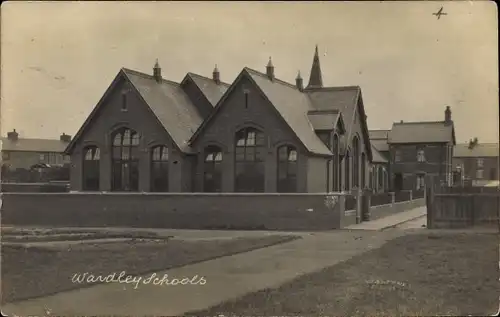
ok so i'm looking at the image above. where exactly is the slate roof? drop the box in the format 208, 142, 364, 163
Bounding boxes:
454, 143, 499, 158
307, 110, 343, 132
369, 130, 390, 140
371, 139, 389, 152
371, 144, 388, 163
123, 68, 204, 153
186, 73, 230, 106
388, 121, 455, 144
244, 68, 332, 156
1, 138, 69, 153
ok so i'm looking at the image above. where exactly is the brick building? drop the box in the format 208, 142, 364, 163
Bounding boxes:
453, 141, 499, 186
386, 107, 456, 191
1, 129, 71, 170
65, 46, 375, 193
368, 129, 390, 192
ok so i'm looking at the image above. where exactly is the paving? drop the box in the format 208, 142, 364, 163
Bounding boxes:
345, 206, 427, 231
2, 207, 427, 316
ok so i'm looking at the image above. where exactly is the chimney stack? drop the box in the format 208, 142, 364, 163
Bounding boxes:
444, 106, 452, 125
266, 56, 274, 80
153, 58, 162, 82
60, 133, 72, 143
212, 64, 220, 84
295, 70, 303, 91
7, 129, 19, 141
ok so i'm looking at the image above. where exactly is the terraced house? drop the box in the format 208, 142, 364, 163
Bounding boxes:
453, 141, 499, 186
65, 46, 373, 193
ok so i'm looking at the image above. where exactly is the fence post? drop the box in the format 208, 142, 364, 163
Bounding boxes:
426, 187, 434, 228
362, 189, 371, 221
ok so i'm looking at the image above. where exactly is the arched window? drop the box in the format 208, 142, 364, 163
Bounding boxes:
111, 127, 140, 191
345, 150, 351, 191
361, 152, 366, 188
234, 127, 266, 192
378, 165, 384, 191
352, 137, 359, 188
277, 145, 298, 193
332, 134, 340, 191
83, 146, 100, 191
204, 145, 223, 192
151, 145, 169, 192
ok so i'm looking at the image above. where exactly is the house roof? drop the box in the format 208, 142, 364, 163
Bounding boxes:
371, 139, 389, 152
123, 68, 204, 153
388, 121, 455, 144
369, 129, 390, 140
1, 137, 68, 153
185, 73, 230, 106
305, 86, 373, 162
454, 143, 499, 158
307, 110, 345, 133
371, 144, 388, 163
243, 68, 332, 156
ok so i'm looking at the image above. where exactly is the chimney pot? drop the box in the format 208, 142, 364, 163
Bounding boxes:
60, 133, 72, 142
212, 64, 220, 84
266, 57, 274, 80
7, 129, 19, 141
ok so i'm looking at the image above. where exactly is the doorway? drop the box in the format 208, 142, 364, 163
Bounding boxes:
394, 173, 403, 191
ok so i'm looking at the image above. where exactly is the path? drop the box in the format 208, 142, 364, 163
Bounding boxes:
2, 208, 427, 316
345, 206, 426, 231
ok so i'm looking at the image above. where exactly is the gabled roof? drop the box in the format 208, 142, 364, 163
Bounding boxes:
65, 68, 204, 154
454, 143, 499, 158
388, 121, 455, 145
371, 139, 389, 152
369, 129, 390, 140
305, 86, 373, 162
1, 138, 68, 153
307, 109, 346, 134
183, 73, 230, 106
371, 144, 388, 164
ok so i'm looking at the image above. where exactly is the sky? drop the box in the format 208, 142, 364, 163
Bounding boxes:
1, 1, 498, 143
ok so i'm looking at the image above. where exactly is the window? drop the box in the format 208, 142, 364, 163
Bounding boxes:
344, 150, 351, 191
111, 127, 140, 191
151, 146, 169, 192
476, 169, 484, 179
489, 168, 497, 180
243, 89, 250, 108
417, 149, 426, 162
477, 158, 484, 168
204, 146, 223, 192
277, 145, 298, 192
416, 174, 425, 190
234, 127, 266, 192
39, 154, 46, 162
121, 89, 129, 111
352, 137, 359, 187
83, 146, 100, 191
361, 152, 366, 188
332, 134, 340, 191
394, 149, 401, 162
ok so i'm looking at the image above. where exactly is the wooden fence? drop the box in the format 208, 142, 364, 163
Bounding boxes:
426, 185, 500, 229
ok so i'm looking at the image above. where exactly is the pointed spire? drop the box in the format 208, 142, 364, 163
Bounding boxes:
153, 58, 162, 82
306, 45, 323, 89
295, 70, 303, 91
266, 56, 274, 80
212, 64, 220, 84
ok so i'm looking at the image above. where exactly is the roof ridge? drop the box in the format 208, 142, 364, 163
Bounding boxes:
243, 67, 300, 91
305, 86, 360, 92
121, 67, 180, 86
1, 137, 64, 142
187, 72, 231, 87
393, 120, 446, 125
307, 109, 340, 114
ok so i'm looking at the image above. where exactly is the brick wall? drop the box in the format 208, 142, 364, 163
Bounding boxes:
1, 193, 344, 231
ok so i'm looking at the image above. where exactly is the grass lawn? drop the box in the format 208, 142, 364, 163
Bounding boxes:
188, 231, 499, 317
1, 233, 299, 304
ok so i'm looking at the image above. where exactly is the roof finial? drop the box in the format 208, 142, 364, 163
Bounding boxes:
296, 70, 302, 79
212, 64, 220, 84
153, 58, 162, 82
306, 45, 323, 89
266, 56, 274, 80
